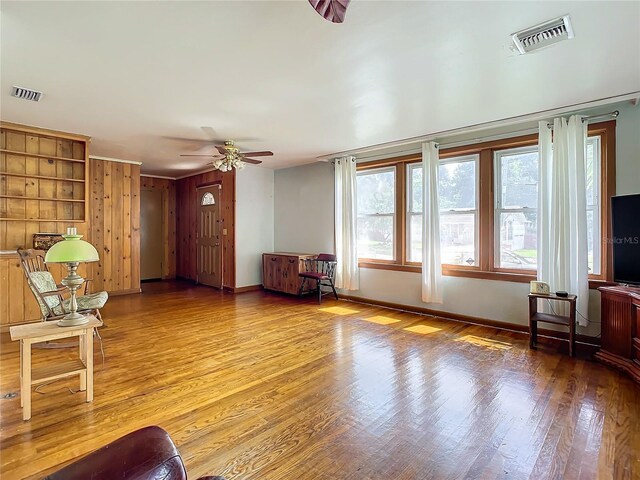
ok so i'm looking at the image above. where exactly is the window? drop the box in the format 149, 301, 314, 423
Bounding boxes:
357, 167, 396, 260
494, 146, 538, 270
439, 155, 478, 266
406, 163, 422, 262
586, 136, 601, 275
201, 192, 215, 205
356, 121, 615, 284
407, 155, 479, 265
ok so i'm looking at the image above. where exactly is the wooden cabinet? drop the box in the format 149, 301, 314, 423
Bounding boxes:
595, 286, 640, 384
262, 253, 315, 295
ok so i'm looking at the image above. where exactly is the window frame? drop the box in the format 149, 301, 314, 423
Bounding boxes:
405, 155, 480, 268
586, 136, 602, 276
356, 165, 398, 263
355, 121, 616, 286
493, 145, 539, 273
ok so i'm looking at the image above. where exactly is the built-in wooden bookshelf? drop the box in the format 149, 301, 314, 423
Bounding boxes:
0, 122, 90, 231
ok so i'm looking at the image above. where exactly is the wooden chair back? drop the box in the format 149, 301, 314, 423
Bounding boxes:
17, 248, 64, 321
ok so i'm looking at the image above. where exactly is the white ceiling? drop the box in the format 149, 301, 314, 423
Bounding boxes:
1, 1, 639, 177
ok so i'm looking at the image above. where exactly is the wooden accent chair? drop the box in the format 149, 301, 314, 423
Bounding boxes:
299, 253, 339, 304
17, 248, 108, 322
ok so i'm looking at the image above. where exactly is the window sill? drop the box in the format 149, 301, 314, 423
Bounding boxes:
358, 261, 534, 282
358, 262, 420, 273
358, 262, 612, 289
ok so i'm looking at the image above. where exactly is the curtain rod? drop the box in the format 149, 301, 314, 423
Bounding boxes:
353, 110, 620, 163
546, 110, 619, 128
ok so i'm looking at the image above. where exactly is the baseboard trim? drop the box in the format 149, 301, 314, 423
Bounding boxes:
340, 294, 600, 347
108, 288, 142, 296
233, 284, 263, 293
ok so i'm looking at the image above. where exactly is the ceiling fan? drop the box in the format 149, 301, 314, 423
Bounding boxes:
308, 0, 350, 23
181, 140, 273, 172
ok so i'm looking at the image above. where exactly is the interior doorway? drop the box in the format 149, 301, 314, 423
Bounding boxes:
140, 189, 164, 281
196, 185, 223, 288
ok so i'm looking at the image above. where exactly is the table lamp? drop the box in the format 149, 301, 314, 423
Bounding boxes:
45, 227, 99, 327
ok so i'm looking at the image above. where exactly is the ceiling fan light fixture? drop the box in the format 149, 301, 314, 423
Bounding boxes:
210, 153, 246, 172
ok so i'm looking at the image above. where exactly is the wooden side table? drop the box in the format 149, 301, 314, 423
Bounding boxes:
528, 293, 577, 357
9, 315, 102, 421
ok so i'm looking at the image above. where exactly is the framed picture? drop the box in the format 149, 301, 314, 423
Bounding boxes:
33, 233, 64, 251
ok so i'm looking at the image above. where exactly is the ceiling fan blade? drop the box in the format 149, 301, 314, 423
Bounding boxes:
180, 154, 221, 157
241, 151, 273, 157
215, 145, 228, 155
242, 158, 263, 165
308, 0, 350, 23
200, 126, 221, 141
162, 135, 215, 144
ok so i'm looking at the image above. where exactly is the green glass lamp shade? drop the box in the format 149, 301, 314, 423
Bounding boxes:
45, 234, 99, 263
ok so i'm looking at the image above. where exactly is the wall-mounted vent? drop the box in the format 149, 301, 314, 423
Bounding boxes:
511, 15, 574, 54
10, 86, 43, 102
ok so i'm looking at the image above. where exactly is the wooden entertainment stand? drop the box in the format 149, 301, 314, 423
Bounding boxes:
596, 286, 640, 384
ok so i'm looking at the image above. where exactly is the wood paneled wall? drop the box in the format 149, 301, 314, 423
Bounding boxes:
140, 176, 177, 279
176, 170, 235, 288
88, 159, 141, 295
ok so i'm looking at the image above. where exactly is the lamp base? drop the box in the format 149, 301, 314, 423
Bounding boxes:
57, 312, 89, 327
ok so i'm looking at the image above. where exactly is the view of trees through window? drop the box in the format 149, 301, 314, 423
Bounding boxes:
357, 167, 395, 260
408, 158, 478, 264
495, 147, 538, 270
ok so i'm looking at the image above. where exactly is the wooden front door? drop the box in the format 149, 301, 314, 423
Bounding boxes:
196, 185, 222, 288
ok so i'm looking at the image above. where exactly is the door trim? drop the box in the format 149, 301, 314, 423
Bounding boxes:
140, 188, 165, 281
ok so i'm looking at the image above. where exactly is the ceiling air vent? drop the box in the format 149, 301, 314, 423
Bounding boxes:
511, 15, 574, 54
10, 86, 43, 102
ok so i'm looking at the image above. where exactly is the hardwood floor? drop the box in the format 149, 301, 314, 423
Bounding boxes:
1, 281, 639, 479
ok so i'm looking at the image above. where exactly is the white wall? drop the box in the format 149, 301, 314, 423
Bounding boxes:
273, 103, 640, 336
274, 162, 334, 254
236, 166, 274, 287
615, 103, 640, 195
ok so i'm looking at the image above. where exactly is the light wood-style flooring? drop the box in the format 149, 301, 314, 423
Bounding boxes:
1, 281, 639, 479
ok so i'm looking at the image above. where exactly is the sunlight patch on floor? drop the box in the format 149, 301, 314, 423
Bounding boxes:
363, 315, 401, 325
454, 335, 513, 350
318, 306, 360, 315
404, 325, 441, 335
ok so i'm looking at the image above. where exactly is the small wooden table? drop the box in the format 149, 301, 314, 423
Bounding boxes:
9, 315, 102, 421
528, 292, 577, 357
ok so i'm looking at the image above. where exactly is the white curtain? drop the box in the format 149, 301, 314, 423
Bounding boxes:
334, 155, 359, 290
538, 116, 589, 325
421, 141, 443, 303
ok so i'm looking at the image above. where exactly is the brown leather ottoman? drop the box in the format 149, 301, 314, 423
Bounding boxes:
45, 426, 225, 480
